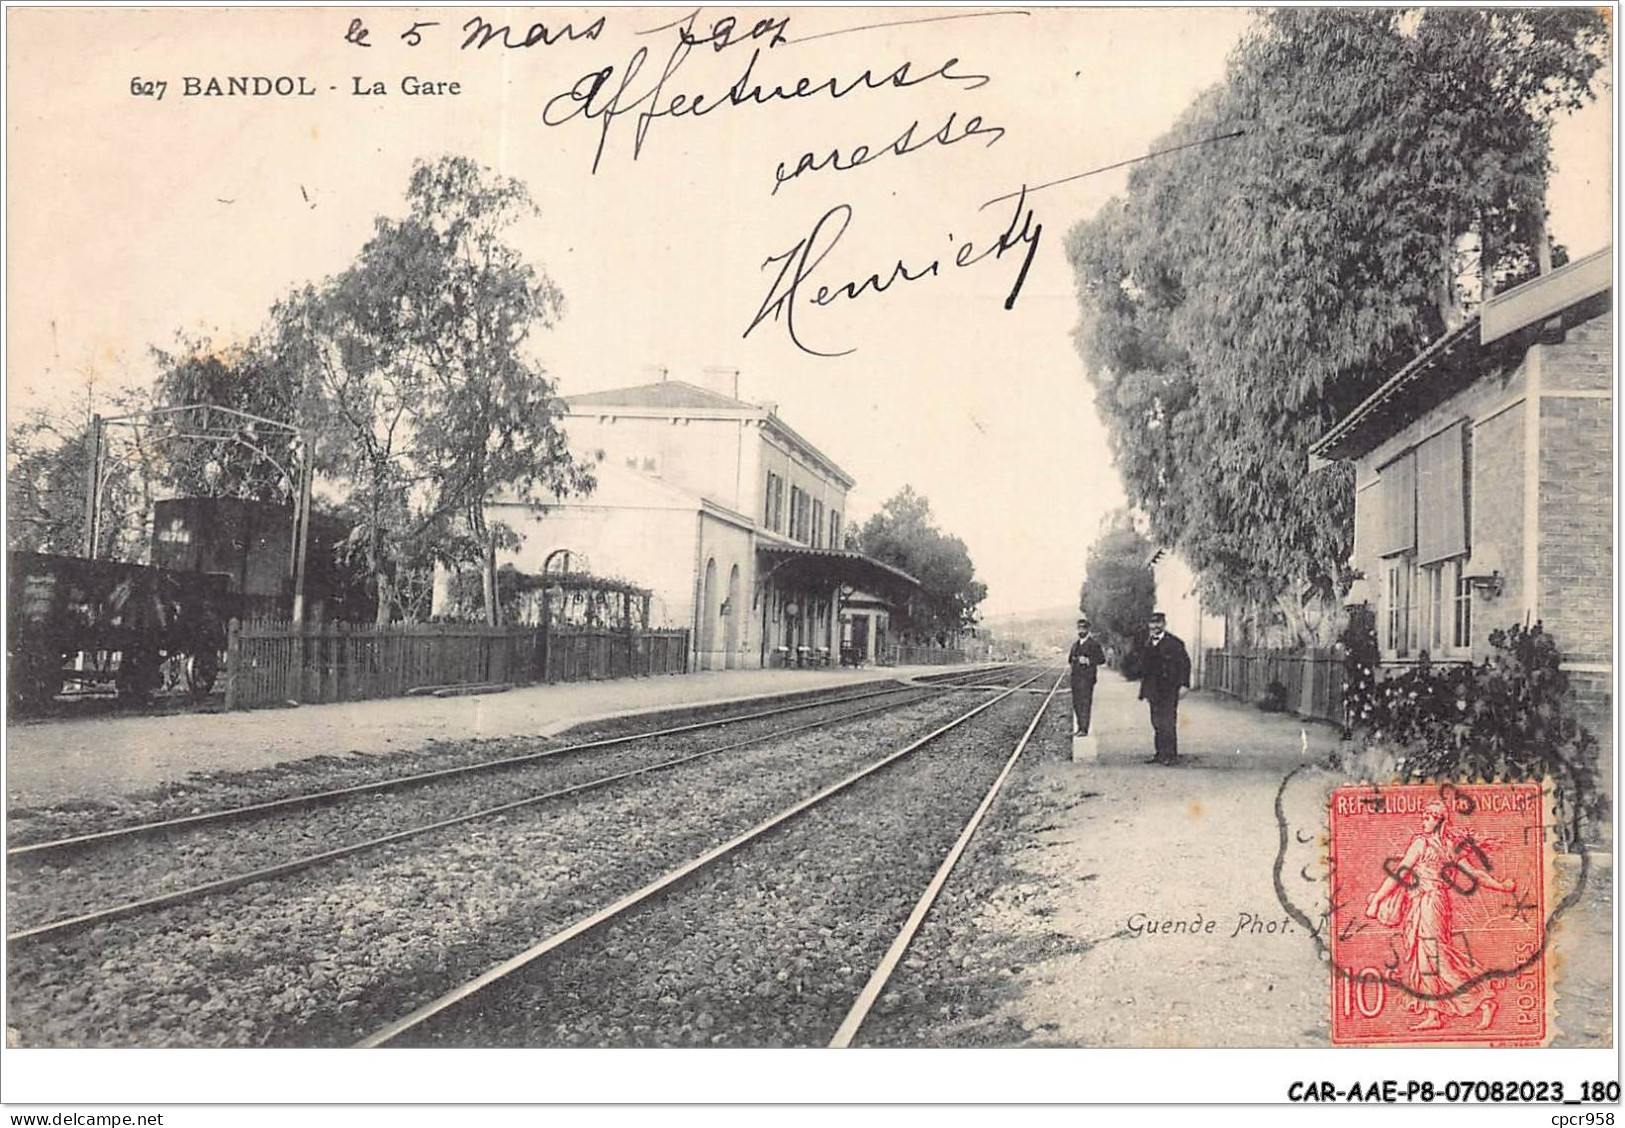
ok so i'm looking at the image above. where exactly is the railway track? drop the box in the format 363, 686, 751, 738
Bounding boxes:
9, 664, 1006, 858
9, 664, 1056, 1047
361, 667, 1063, 1048
8, 664, 1023, 945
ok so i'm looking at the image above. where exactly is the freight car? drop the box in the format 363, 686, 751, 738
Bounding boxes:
7, 551, 235, 708
8, 498, 369, 710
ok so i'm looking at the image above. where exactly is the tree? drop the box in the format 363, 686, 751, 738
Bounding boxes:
267, 156, 595, 623
1067, 8, 1606, 639
7, 369, 156, 560
1078, 509, 1156, 650
148, 333, 308, 504
854, 486, 988, 644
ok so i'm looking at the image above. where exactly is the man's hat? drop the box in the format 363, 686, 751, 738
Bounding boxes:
1077, 615, 1091, 627
1149, 611, 1167, 623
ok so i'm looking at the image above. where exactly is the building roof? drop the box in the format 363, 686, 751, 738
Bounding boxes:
563, 378, 857, 490
1310, 320, 1482, 461
756, 544, 921, 595
1312, 247, 1612, 462
564, 380, 757, 412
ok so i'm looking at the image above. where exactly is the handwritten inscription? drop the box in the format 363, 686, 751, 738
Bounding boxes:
543, 39, 989, 175
745, 187, 1043, 357
460, 15, 607, 50
135, 9, 1051, 362
772, 112, 1005, 196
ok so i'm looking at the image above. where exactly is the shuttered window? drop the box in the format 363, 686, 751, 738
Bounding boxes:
1378, 451, 1416, 557
1353, 480, 1382, 570
1416, 422, 1468, 565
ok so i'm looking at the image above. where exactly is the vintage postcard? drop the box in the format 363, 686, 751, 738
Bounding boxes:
3, 4, 1615, 1115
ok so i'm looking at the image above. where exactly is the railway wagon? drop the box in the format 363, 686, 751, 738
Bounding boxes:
151, 497, 371, 623
7, 551, 235, 708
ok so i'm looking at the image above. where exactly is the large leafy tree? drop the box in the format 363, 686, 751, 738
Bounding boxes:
268, 156, 594, 623
1068, 8, 1606, 639
148, 334, 308, 503
855, 486, 988, 645
7, 371, 157, 560
1078, 509, 1156, 650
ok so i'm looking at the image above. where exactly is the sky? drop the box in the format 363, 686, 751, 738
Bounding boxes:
6, 7, 1614, 620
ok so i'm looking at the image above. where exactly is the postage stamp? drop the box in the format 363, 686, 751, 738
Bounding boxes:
1328, 781, 1551, 1047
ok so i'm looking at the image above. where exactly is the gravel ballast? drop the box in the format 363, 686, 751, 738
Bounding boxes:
5, 681, 937, 850
7, 682, 1030, 1048
7, 685, 954, 933
855, 693, 1082, 1046
389, 683, 1052, 1047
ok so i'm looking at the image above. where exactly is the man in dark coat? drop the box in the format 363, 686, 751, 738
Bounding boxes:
1138, 611, 1191, 764
1067, 616, 1107, 737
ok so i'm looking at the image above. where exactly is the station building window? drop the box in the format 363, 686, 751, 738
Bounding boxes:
765, 472, 785, 532
789, 486, 804, 540
1374, 421, 1470, 661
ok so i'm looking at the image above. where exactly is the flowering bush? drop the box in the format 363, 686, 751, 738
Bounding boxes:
1342, 618, 1604, 848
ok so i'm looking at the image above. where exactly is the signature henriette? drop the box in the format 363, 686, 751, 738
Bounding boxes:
744, 187, 1042, 357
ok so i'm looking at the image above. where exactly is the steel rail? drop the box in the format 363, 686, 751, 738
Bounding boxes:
6, 667, 1032, 947
354, 668, 1051, 1048
8, 666, 1010, 860
829, 669, 1065, 1048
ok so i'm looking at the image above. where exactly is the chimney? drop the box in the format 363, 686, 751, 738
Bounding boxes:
700, 365, 741, 401
643, 363, 669, 384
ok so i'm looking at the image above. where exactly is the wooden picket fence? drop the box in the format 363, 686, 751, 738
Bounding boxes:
1203, 647, 1346, 726
223, 619, 690, 711
541, 627, 691, 684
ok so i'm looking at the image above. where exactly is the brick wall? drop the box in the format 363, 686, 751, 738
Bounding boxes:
1469, 401, 1524, 657
1543, 308, 1613, 391
1540, 304, 1613, 848
1566, 669, 1613, 848
1538, 395, 1613, 664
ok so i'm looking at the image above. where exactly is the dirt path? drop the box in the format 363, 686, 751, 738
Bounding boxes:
866, 673, 1612, 1049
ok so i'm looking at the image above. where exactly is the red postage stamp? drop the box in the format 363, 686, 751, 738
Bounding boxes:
1328, 781, 1550, 1046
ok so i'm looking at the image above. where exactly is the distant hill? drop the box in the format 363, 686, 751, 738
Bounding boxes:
979, 605, 1079, 653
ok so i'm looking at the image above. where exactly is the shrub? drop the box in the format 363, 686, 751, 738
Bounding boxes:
1342, 619, 1605, 849
1339, 605, 1380, 737
1260, 680, 1289, 713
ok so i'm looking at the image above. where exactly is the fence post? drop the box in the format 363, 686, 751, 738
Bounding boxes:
224, 618, 241, 711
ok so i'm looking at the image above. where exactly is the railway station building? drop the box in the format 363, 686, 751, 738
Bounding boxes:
1311, 247, 1612, 808
475, 373, 920, 670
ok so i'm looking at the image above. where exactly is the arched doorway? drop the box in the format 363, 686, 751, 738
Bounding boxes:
723, 564, 741, 668
699, 557, 718, 670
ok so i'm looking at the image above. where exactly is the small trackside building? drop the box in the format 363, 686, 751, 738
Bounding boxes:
1310, 247, 1612, 780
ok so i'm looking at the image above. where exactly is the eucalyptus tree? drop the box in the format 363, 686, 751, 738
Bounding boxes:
268, 156, 593, 623
1068, 8, 1606, 640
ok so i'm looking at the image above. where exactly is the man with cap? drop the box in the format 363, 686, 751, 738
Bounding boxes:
1067, 616, 1107, 737
1138, 611, 1191, 764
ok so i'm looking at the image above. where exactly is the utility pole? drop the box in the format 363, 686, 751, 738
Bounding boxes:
82, 414, 102, 558
291, 434, 313, 624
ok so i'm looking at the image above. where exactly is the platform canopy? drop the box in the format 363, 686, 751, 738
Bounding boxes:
756, 545, 921, 601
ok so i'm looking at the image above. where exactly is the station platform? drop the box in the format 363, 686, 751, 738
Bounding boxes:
4, 664, 998, 809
